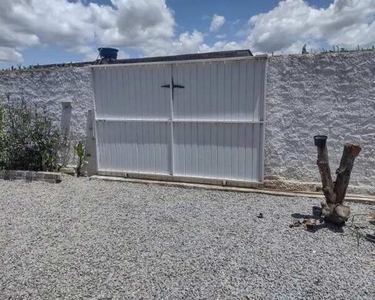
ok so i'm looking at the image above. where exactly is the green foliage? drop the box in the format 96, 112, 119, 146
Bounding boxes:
0, 102, 7, 168
74, 141, 87, 177
60, 127, 72, 168
0, 96, 61, 171
321, 45, 375, 53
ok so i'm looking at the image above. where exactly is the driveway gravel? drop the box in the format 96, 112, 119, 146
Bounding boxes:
0, 176, 374, 300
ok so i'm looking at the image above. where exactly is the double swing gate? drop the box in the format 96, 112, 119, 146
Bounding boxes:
91, 56, 267, 185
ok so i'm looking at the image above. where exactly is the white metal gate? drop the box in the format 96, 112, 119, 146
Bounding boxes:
91, 56, 267, 184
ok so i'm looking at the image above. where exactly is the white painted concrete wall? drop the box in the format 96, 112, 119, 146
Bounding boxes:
266, 51, 375, 187
1, 51, 374, 187
0, 67, 94, 160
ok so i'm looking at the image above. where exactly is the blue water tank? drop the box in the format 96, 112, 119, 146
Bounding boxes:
98, 48, 119, 60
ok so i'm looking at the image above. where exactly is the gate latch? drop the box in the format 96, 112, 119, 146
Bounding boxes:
161, 78, 184, 89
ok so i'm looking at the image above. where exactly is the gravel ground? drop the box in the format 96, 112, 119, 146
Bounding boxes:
1, 176, 375, 300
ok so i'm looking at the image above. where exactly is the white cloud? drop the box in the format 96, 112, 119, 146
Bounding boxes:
0, 0, 113, 61
100, 0, 175, 48
210, 14, 226, 32
199, 41, 242, 53
117, 50, 130, 59
141, 30, 205, 56
0, 47, 23, 63
1, 0, 374, 63
215, 34, 227, 39
243, 0, 375, 54
230, 19, 241, 26
0, 0, 192, 62
205, 0, 375, 54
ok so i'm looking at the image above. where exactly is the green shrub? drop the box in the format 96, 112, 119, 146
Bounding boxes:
0, 96, 61, 172
74, 141, 87, 177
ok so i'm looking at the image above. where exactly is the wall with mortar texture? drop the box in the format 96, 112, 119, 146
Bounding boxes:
266, 51, 375, 188
1, 52, 374, 189
0, 67, 94, 162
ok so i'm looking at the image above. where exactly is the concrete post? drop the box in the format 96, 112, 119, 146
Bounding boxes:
60, 101, 72, 166
83, 110, 98, 175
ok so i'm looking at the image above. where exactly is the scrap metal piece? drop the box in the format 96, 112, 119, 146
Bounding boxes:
303, 218, 316, 230
312, 206, 322, 218
365, 234, 375, 243
348, 213, 375, 246
289, 219, 302, 228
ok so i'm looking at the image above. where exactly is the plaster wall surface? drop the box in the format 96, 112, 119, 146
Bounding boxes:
266, 52, 375, 187
0, 67, 94, 146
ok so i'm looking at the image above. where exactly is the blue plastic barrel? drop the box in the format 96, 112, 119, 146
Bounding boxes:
98, 48, 119, 60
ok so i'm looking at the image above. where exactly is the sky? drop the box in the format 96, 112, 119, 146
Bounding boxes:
0, 0, 375, 68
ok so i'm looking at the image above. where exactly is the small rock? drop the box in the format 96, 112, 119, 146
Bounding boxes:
289, 219, 302, 228
312, 206, 322, 218
60, 167, 76, 176
304, 218, 316, 230
365, 233, 375, 243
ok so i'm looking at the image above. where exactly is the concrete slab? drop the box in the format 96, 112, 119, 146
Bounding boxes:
90, 175, 375, 205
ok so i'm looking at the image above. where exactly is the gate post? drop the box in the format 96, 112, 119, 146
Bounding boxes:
83, 110, 98, 176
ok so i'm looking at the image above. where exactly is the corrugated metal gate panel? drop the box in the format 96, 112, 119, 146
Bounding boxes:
96, 121, 171, 174
92, 57, 267, 183
93, 64, 172, 174
93, 65, 171, 119
172, 59, 265, 181
173, 123, 262, 181
172, 60, 264, 122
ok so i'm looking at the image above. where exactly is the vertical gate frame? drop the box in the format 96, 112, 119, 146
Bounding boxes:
259, 58, 267, 182
169, 64, 175, 175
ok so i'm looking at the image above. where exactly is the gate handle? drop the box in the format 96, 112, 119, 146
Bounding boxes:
161, 78, 184, 89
